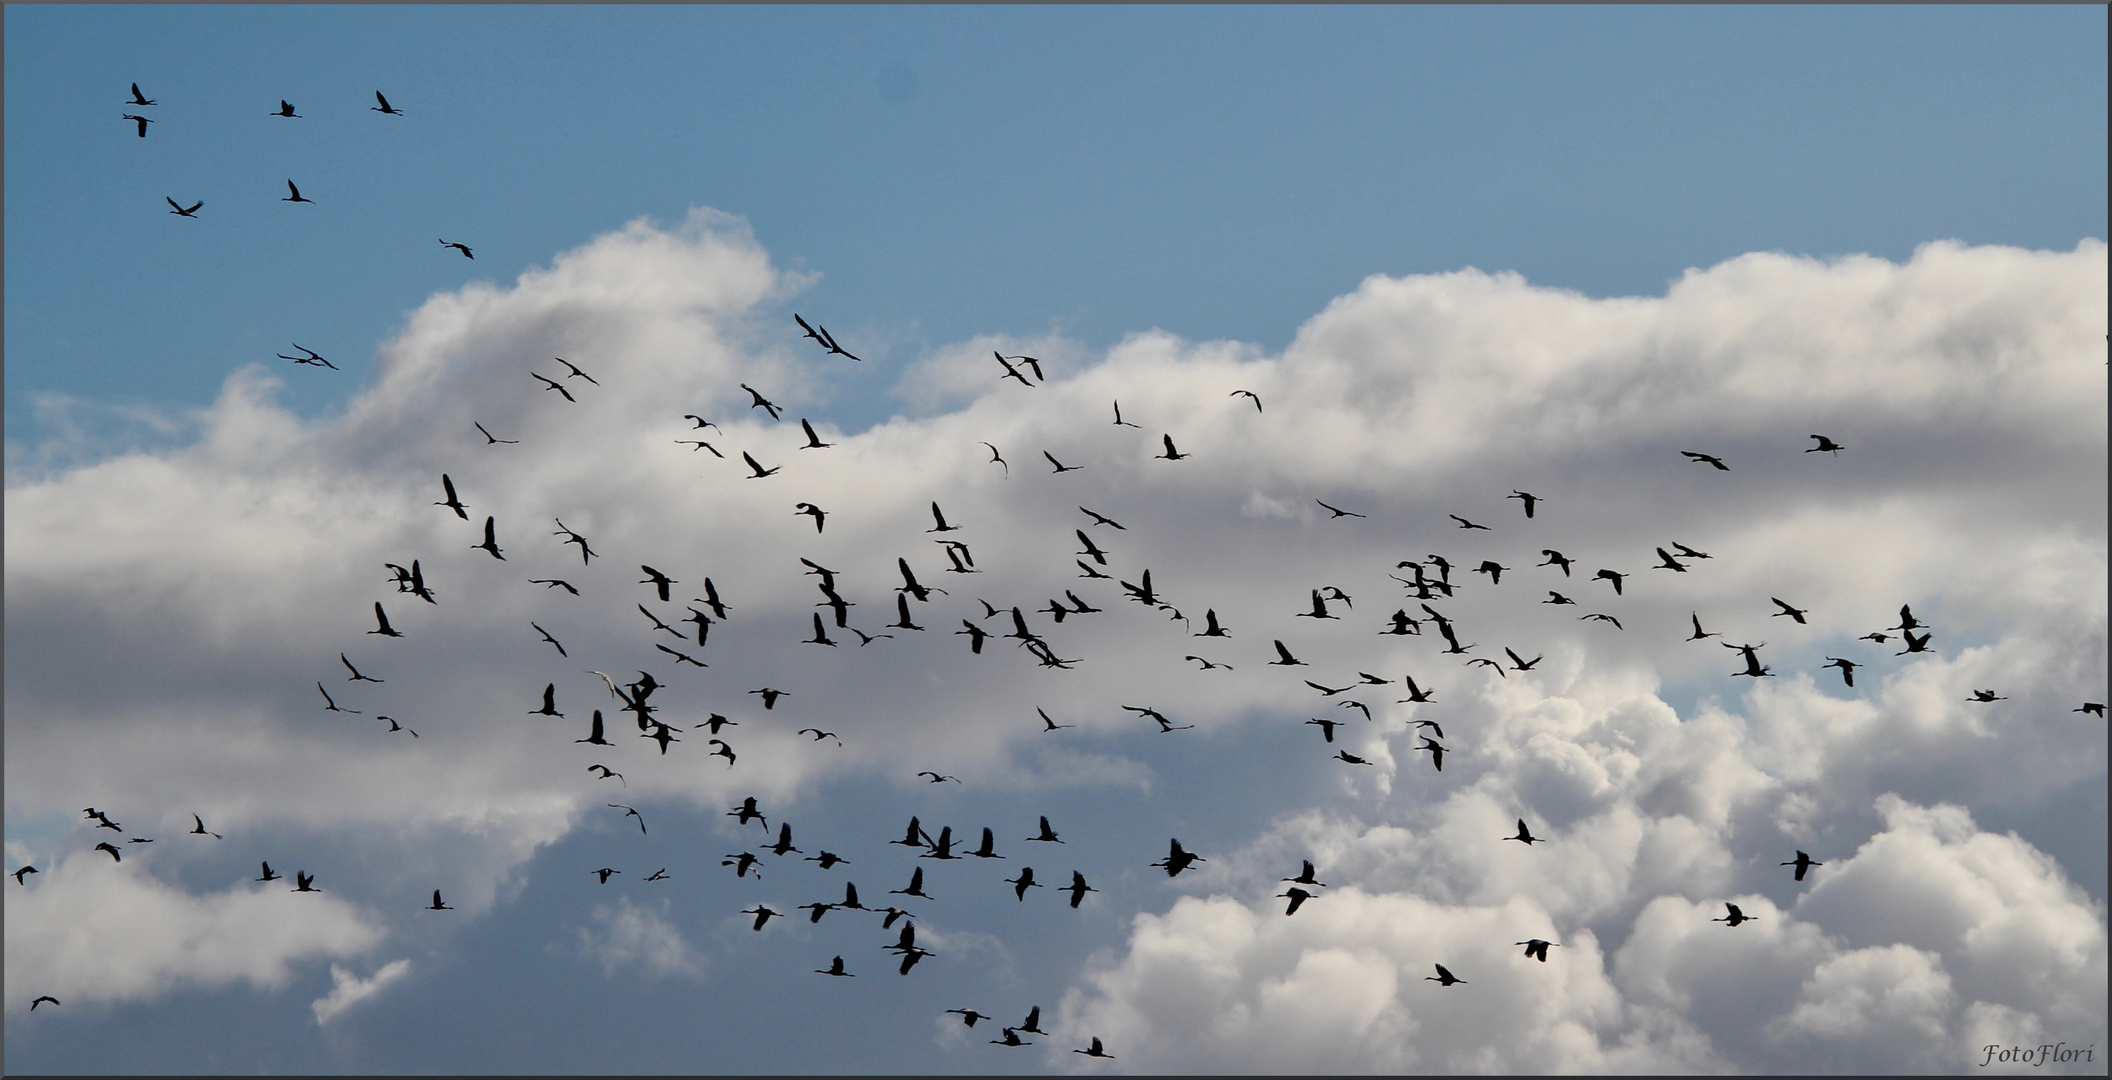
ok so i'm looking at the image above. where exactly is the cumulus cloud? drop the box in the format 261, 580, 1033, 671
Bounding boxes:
311, 958, 412, 1025
3, 212, 2102, 1072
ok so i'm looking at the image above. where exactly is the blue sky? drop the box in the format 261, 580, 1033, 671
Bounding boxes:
5, 6, 2107, 1076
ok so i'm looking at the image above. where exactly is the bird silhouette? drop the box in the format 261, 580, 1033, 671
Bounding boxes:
1036, 708, 1072, 732
371, 91, 404, 114
1505, 819, 1542, 845
1966, 689, 2008, 703
292, 871, 318, 892
1681, 450, 1729, 470
991, 1028, 1031, 1047
1781, 851, 1823, 881
1711, 902, 1756, 927
533, 622, 568, 657
1418, 737, 1447, 771
1156, 434, 1190, 460
317, 682, 361, 715
739, 384, 782, 420
979, 442, 1008, 476
742, 905, 781, 931
256, 861, 280, 882
1278, 886, 1314, 915
128, 83, 156, 105
1397, 675, 1436, 703
1004, 867, 1041, 900
278, 344, 338, 369
475, 422, 519, 444
427, 889, 452, 911
1517, 939, 1559, 962
438, 239, 473, 259
1269, 640, 1307, 666
1807, 434, 1844, 456
576, 710, 611, 746
816, 956, 854, 977
1425, 964, 1466, 986
281, 179, 313, 203
95, 841, 123, 862
1822, 657, 1858, 687
1770, 598, 1810, 624
273, 99, 300, 117
1065, 871, 1098, 908
31, 995, 60, 1010
1230, 389, 1262, 411
587, 764, 625, 785
2077, 703, 2106, 717
1150, 838, 1204, 877
473, 517, 505, 560
189, 814, 221, 839
793, 314, 861, 360
891, 866, 932, 899
1895, 629, 1934, 656
609, 803, 647, 834
798, 419, 835, 450
1075, 1037, 1114, 1058
741, 451, 780, 478
1043, 451, 1082, 474
1111, 401, 1140, 428
1508, 490, 1541, 517
123, 113, 154, 137
165, 197, 202, 217
1316, 499, 1365, 519
1449, 514, 1491, 531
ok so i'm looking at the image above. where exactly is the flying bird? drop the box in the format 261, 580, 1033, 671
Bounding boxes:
1449, 514, 1490, 531
1770, 598, 1810, 624
128, 83, 156, 105
1075, 1037, 1114, 1059
340, 653, 383, 683
471, 516, 505, 560
1681, 450, 1729, 470
1517, 939, 1559, 962
1594, 568, 1627, 595
1781, 851, 1824, 881
438, 239, 473, 259
741, 451, 780, 478
798, 418, 835, 450
293, 871, 318, 892
1269, 640, 1307, 666
1711, 903, 1757, 927
1111, 400, 1140, 428
531, 372, 579, 401
1508, 490, 1540, 518
366, 601, 404, 639
1315, 499, 1366, 519
530, 683, 563, 718
123, 113, 154, 137
978, 442, 1007, 476
1230, 389, 1262, 412
816, 956, 853, 977
427, 890, 452, 911
166, 197, 202, 217
1043, 450, 1082, 474
1150, 838, 1204, 877
1004, 868, 1041, 900
1504, 819, 1542, 845
1806, 434, 1844, 456
189, 815, 221, 839
1155, 434, 1189, 460
30, 995, 60, 1010
95, 842, 123, 862
1822, 657, 1858, 687
529, 578, 578, 595
1425, 964, 1466, 986
1278, 886, 1314, 914
475, 422, 518, 444
1966, 689, 2008, 703
1539, 550, 1573, 576
575, 710, 611, 746
273, 99, 300, 117
793, 314, 861, 360
370, 91, 406, 114
278, 344, 337, 369
739, 384, 782, 420
281, 179, 313, 203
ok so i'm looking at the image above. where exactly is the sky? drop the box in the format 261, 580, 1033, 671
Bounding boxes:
4, 6, 2107, 1076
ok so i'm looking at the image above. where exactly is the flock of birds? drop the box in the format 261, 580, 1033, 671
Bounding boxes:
20, 83, 2104, 1062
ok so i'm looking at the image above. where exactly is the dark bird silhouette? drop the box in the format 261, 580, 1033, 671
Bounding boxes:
1123, 705, 1194, 733
898, 558, 944, 601
475, 422, 518, 444
1078, 507, 1126, 531
278, 344, 338, 369
793, 314, 861, 360
1508, 490, 1540, 518
273, 100, 300, 117
609, 803, 647, 835
532, 622, 568, 657
1518, 939, 1559, 962
1671, 542, 1712, 560
371, 91, 404, 115
1726, 642, 1771, 678
1505, 819, 1542, 845
1504, 648, 1544, 672
549, 357, 596, 385
1681, 450, 1729, 471
434, 474, 469, 519
1156, 434, 1190, 461
991, 1028, 1031, 1047
1896, 629, 1933, 656
341, 653, 383, 683
1340, 699, 1373, 721
318, 682, 361, 715
675, 439, 725, 456
438, 239, 473, 259
1782, 851, 1823, 881
1074, 530, 1111, 566
427, 889, 452, 911
638, 565, 676, 603
1035, 709, 1072, 733
770, 823, 802, 857
1544, 592, 1577, 606
1188, 608, 1229, 639
694, 579, 731, 621
1426, 964, 1466, 986
1150, 838, 1204, 877
1770, 598, 1809, 624
798, 901, 836, 923
1305, 680, 1354, 697
1653, 547, 1688, 573
799, 727, 843, 746
95, 842, 123, 862
529, 578, 578, 595
1473, 560, 1509, 585
530, 683, 564, 718
1383, 608, 1422, 635
1398, 676, 1436, 704
1043, 450, 1082, 474
1230, 389, 1262, 411
970, 828, 1005, 859
743, 905, 781, 931
1887, 604, 1925, 632
1580, 613, 1623, 630
642, 721, 681, 754
1688, 613, 1721, 641
720, 853, 758, 878
1967, 689, 2008, 703
636, 604, 685, 639
1449, 514, 1491, 531
816, 956, 853, 977
918, 771, 960, 784
892, 866, 932, 899
739, 384, 782, 420
1539, 550, 1574, 576
684, 415, 722, 432
805, 851, 848, 870
1065, 871, 1098, 908
708, 739, 737, 767
257, 861, 280, 882
124, 113, 154, 137
892, 594, 926, 632
890, 816, 932, 848
1594, 569, 1627, 595
748, 687, 786, 710
1712, 902, 1756, 927
979, 442, 1008, 476
1335, 751, 1370, 765
129, 83, 156, 105
896, 947, 933, 975
727, 797, 768, 829
799, 418, 835, 450
1316, 499, 1365, 519
1186, 655, 1233, 671
926, 502, 961, 534
1075, 1037, 1114, 1058
292, 871, 318, 892
281, 179, 313, 203
1004, 867, 1041, 900
1807, 434, 1844, 456
530, 372, 576, 402
378, 715, 419, 737
1418, 737, 1447, 772
189, 814, 221, 839
166, 197, 202, 217
473, 516, 505, 560
1270, 640, 1307, 666
677, 605, 713, 645
1822, 657, 1858, 687
1278, 886, 1314, 914
1299, 590, 1339, 620
2077, 703, 2106, 717
574, 709, 611, 746
31, 995, 60, 1010
740, 451, 780, 478
1112, 400, 1140, 428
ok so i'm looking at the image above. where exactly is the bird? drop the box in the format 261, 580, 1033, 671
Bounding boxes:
740, 452, 780, 478
896, 947, 933, 975
475, 422, 518, 444
695, 579, 731, 620
1653, 547, 1688, 573
1023, 816, 1065, 844
438, 239, 473, 259
1505, 819, 1542, 845
991, 1028, 1031, 1047
1418, 738, 1447, 772
1508, 490, 1541, 518
166, 197, 203, 217
1594, 568, 1627, 595
799, 419, 834, 450
926, 502, 961, 533
256, 862, 281, 882
1269, 640, 1307, 666
798, 727, 843, 746
1305, 680, 1354, 697
1150, 838, 1204, 877
1581, 613, 1623, 630
317, 682, 362, 715
1967, 689, 2008, 703
123, 113, 154, 137
1278, 887, 1314, 915
1681, 450, 1729, 470
917, 771, 960, 784
1299, 590, 1339, 620
1770, 598, 1810, 624
529, 578, 578, 595
95, 842, 123, 862
609, 803, 647, 834
587, 764, 624, 785
638, 565, 677, 603
1504, 648, 1544, 672
793, 314, 861, 360
128, 83, 156, 105
1112, 401, 1140, 428
273, 99, 300, 117
278, 344, 338, 370
526, 682, 567, 719
1074, 1037, 1114, 1059
769, 824, 802, 858
433, 474, 470, 520
967, 828, 1005, 859
1887, 604, 1926, 632
742, 905, 781, 931
1688, 613, 1721, 641
11, 866, 36, 884
1316, 499, 1366, 519
532, 622, 568, 657
1079, 507, 1126, 530
1155, 434, 1190, 461
1781, 851, 1824, 881
1807, 434, 1844, 456
1727, 641, 1772, 678
1671, 542, 1712, 560
1004, 868, 1041, 900
1335, 751, 1370, 765
1074, 530, 1111, 566
1822, 657, 1858, 687
292, 871, 318, 892
1711, 903, 1756, 927
816, 956, 853, 977
31, 996, 60, 1010
1186, 655, 1233, 671
727, 797, 768, 828
978, 442, 1008, 476
2078, 703, 2106, 717
1517, 939, 1559, 962
1397, 675, 1436, 704
340, 653, 384, 683
1036, 708, 1072, 732
891, 866, 932, 899
805, 851, 848, 870
1425, 964, 1466, 986
1538, 550, 1573, 576
472, 516, 505, 560
1043, 451, 1082, 474
1895, 629, 1934, 655
1544, 592, 1577, 606
367, 90, 405, 114
188, 814, 221, 839
719, 854, 758, 879
675, 439, 724, 456
575, 710, 611, 746
427, 890, 452, 911
739, 384, 782, 420
281, 179, 313, 203
378, 715, 418, 738
1230, 389, 1262, 412
1449, 514, 1491, 531
1065, 871, 1098, 908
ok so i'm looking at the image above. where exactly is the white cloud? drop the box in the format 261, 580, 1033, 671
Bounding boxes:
572, 896, 703, 981
311, 957, 412, 1025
